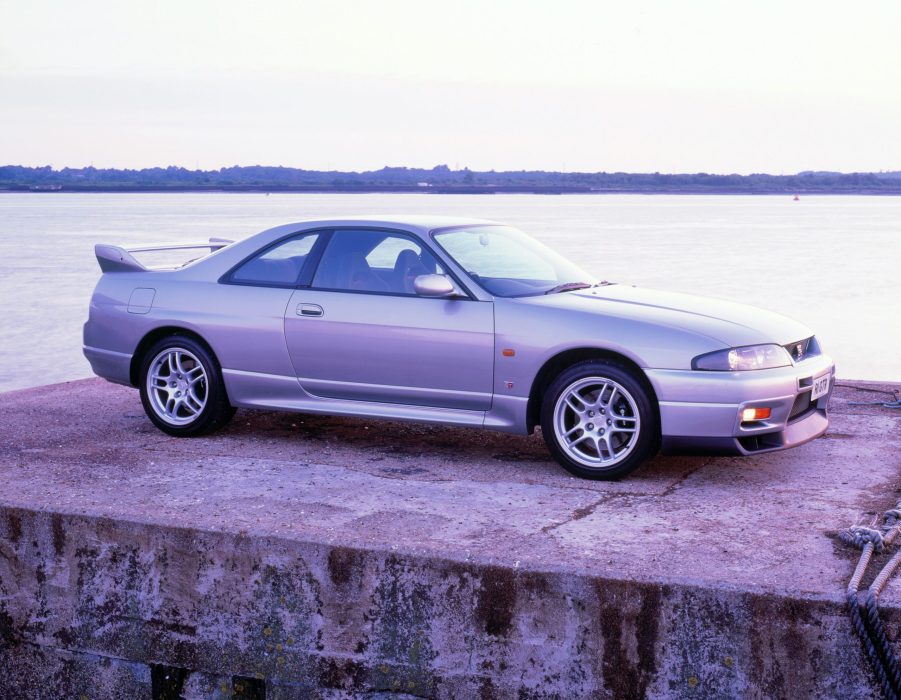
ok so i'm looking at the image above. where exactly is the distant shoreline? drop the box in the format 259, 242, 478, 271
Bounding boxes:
4, 163, 901, 195
4, 186, 901, 195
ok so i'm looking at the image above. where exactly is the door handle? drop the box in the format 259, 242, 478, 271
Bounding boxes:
297, 303, 324, 317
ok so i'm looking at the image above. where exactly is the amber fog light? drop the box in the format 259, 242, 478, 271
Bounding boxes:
741, 407, 772, 422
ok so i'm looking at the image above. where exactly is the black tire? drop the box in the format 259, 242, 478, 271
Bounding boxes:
540, 360, 659, 480
138, 335, 235, 437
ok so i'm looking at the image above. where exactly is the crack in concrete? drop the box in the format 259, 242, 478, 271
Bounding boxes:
661, 461, 712, 497
540, 494, 619, 534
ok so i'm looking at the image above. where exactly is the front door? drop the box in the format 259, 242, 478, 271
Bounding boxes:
284, 228, 494, 411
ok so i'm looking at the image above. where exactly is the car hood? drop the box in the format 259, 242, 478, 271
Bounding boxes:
528, 284, 814, 347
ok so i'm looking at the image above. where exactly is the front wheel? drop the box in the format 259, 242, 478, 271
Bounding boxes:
540, 360, 659, 480
139, 336, 235, 437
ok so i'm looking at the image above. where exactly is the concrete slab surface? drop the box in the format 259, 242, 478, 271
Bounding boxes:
1, 378, 900, 698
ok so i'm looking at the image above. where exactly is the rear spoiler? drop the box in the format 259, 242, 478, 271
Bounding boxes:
94, 237, 234, 272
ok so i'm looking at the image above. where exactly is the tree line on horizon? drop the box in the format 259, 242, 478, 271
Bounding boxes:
2, 164, 901, 194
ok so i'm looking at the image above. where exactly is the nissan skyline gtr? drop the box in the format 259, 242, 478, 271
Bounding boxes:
84, 216, 834, 479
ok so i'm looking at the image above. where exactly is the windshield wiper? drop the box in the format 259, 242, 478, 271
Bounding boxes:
544, 282, 593, 295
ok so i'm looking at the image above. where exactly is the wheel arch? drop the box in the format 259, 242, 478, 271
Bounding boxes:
526, 347, 660, 432
129, 326, 221, 387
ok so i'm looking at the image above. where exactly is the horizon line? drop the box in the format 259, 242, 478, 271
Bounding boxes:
4, 163, 900, 178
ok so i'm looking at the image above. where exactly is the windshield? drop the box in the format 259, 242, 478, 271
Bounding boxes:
432, 225, 596, 297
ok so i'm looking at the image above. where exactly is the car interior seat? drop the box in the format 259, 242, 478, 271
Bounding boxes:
393, 249, 430, 293
337, 251, 390, 292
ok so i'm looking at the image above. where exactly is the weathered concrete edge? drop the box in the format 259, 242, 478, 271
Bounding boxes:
0, 505, 883, 698
0, 498, 871, 607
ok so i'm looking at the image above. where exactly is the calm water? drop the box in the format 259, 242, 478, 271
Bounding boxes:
1, 192, 899, 392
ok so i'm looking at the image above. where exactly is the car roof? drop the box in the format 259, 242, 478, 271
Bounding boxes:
177, 215, 504, 283
260, 215, 500, 237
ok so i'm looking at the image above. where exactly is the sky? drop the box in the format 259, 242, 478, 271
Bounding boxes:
2, 0, 901, 174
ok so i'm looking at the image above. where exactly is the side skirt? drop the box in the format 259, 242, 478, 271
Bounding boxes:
222, 369, 529, 434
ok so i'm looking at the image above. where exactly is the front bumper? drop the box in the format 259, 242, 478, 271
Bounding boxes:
646, 353, 835, 456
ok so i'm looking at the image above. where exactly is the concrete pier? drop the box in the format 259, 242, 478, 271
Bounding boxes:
1, 378, 899, 698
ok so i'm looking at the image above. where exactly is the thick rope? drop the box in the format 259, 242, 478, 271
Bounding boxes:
842, 508, 901, 699
846, 542, 897, 699
866, 581, 901, 695
867, 547, 901, 695
841, 526, 885, 552
850, 590, 897, 700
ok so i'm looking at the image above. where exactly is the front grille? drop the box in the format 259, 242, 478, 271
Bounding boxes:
789, 391, 813, 421
785, 337, 813, 363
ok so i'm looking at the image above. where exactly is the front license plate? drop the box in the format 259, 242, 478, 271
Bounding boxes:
811, 374, 830, 401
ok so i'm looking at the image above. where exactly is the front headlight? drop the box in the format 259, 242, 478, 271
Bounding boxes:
692, 344, 792, 371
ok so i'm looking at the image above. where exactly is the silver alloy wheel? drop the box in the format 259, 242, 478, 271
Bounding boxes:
146, 347, 208, 426
552, 377, 641, 468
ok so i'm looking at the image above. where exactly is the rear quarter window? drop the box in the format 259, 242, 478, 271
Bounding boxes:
230, 234, 319, 286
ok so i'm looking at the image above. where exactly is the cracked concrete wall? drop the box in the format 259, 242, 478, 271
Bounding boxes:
0, 507, 883, 699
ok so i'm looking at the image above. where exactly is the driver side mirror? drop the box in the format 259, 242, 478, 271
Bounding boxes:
413, 274, 457, 298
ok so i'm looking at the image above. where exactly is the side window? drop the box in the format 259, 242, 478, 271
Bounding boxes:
230, 233, 319, 287
312, 230, 444, 295
365, 237, 420, 268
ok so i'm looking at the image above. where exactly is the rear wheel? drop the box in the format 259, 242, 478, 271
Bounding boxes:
139, 336, 235, 436
540, 360, 658, 479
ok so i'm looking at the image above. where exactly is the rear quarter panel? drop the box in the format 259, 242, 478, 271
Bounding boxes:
147, 279, 295, 375
85, 271, 296, 379
84, 272, 162, 355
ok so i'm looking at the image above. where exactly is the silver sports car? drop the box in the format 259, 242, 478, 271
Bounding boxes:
84, 216, 834, 479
